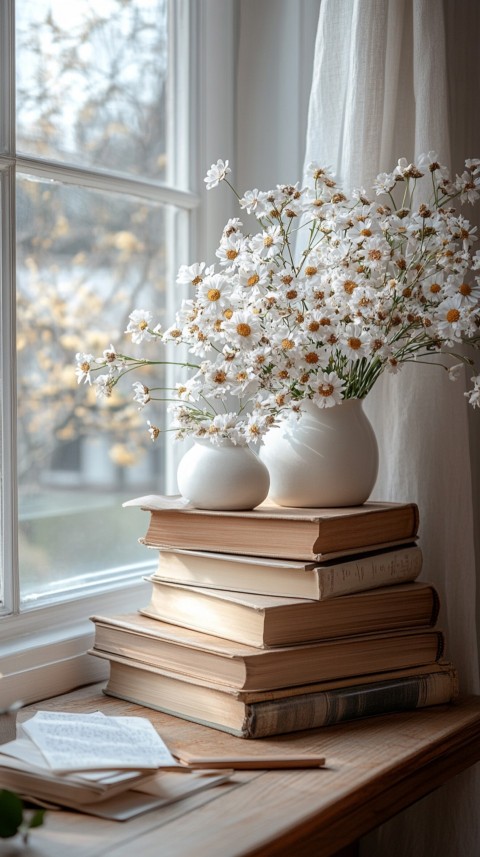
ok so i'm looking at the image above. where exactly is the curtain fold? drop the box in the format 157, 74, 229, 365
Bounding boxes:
303, 2, 480, 855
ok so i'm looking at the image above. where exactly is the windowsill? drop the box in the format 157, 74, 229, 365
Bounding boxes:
0, 575, 152, 707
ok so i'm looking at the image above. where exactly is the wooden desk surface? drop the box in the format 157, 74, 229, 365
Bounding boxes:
4, 685, 480, 857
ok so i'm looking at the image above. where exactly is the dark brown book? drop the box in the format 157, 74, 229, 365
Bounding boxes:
90, 611, 444, 691
95, 653, 457, 738
140, 580, 439, 648
124, 495, 419, 561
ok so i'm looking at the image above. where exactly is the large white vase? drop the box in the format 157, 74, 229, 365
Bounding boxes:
177, 438, 270, 511
259, 398, 379, 507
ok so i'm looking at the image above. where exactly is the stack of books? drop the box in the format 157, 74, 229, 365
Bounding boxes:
90, 497, 458, 738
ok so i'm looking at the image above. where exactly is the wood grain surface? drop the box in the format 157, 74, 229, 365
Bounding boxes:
3, 684, 480, 857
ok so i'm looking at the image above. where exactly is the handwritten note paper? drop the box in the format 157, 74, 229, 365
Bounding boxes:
21, 710, 178, 772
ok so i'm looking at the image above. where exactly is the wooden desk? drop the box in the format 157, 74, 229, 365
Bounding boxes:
4, 686, 480, 857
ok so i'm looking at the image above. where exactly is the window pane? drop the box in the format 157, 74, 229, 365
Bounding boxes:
16, 174, 183, 601
0, 203, 3, 606
16, 0, 169, 181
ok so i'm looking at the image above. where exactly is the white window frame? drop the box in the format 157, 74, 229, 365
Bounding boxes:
0, 0, 237, 707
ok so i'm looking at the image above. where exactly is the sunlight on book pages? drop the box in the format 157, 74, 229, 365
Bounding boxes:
19, 710, 178, 772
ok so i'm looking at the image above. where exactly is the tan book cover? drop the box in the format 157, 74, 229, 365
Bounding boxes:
140, 579, 439, 648
148, 543, 422, 599
95, 652, 457, 738
91, 611, 444, 691
124, 495, 419, 561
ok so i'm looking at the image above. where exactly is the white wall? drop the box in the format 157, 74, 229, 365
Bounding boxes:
236, 0, 321, 193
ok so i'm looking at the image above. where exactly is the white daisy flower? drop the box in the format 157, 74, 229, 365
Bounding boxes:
338, 323, 372, 360
94, 374, 114, 398
75, 352, 96, 385
223, 310, 262, 350
132, 381, 150, 408
310, 371, 345, 407
465, 375, 480, 408
435, 297, 468, 340
239, 189, 269, 215
250, 226, 283, 260
125, 309, 156, 343
204, 159, 231, 190
176, 262, 213, 288
372, 171, 396, 195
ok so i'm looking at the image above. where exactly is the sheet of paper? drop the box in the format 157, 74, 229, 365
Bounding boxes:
0, 734, 148, 787
21, 710, 178, 772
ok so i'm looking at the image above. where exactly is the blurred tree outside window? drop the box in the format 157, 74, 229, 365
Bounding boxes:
1, 0, 193, 607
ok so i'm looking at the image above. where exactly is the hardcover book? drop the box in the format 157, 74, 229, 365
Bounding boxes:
150, 543, 423, 600
124, 495, 419, 561
91, 612, 445, 691
95, 653, 458, 738
140, 580, 439, 648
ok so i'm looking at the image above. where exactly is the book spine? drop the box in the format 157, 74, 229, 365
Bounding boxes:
316, 547, 423, 598
242, 669, 458, 738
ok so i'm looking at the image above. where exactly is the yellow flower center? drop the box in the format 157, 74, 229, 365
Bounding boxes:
192, 275, 203, 286
139, 320, 148, 330
348, 336, 362, 350
305, 266, 318, 277
459, 283, 472, 296
368, 249, 382, 261
429, 283, 441, 294
81, 361, 90, 373
360, 228, 372, 237
319, 383, 334, 397
214, 371, 227, 383
207, 288, 221, 301
263, 235, 274, 247
343, 280, 356, 294
305, 352, 319, 364
308, 321, 320, 332
247, 274, 260, 287
281, 338, 294, 350
224, 308, 233, 319
226, 249, 238, 260
446, 308, 460, 323
236, 322, 252, 337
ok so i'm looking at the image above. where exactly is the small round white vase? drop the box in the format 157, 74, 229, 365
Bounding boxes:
259, 398, 379, 507
177, 438, 270, 511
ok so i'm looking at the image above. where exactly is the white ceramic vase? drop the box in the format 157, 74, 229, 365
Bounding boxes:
177, 438, 270, 511
259, 398, 379, 507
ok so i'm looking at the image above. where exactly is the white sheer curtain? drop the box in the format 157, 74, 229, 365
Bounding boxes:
303, 1, 480, 854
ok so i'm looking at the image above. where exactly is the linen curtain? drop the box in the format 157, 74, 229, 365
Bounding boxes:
303, 1, 480, 854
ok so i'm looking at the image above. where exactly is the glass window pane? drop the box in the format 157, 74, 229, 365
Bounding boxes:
16, 174, 184, 601
16, 0, 169, 181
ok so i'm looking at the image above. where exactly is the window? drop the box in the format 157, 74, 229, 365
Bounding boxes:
0, 0, 236, 703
